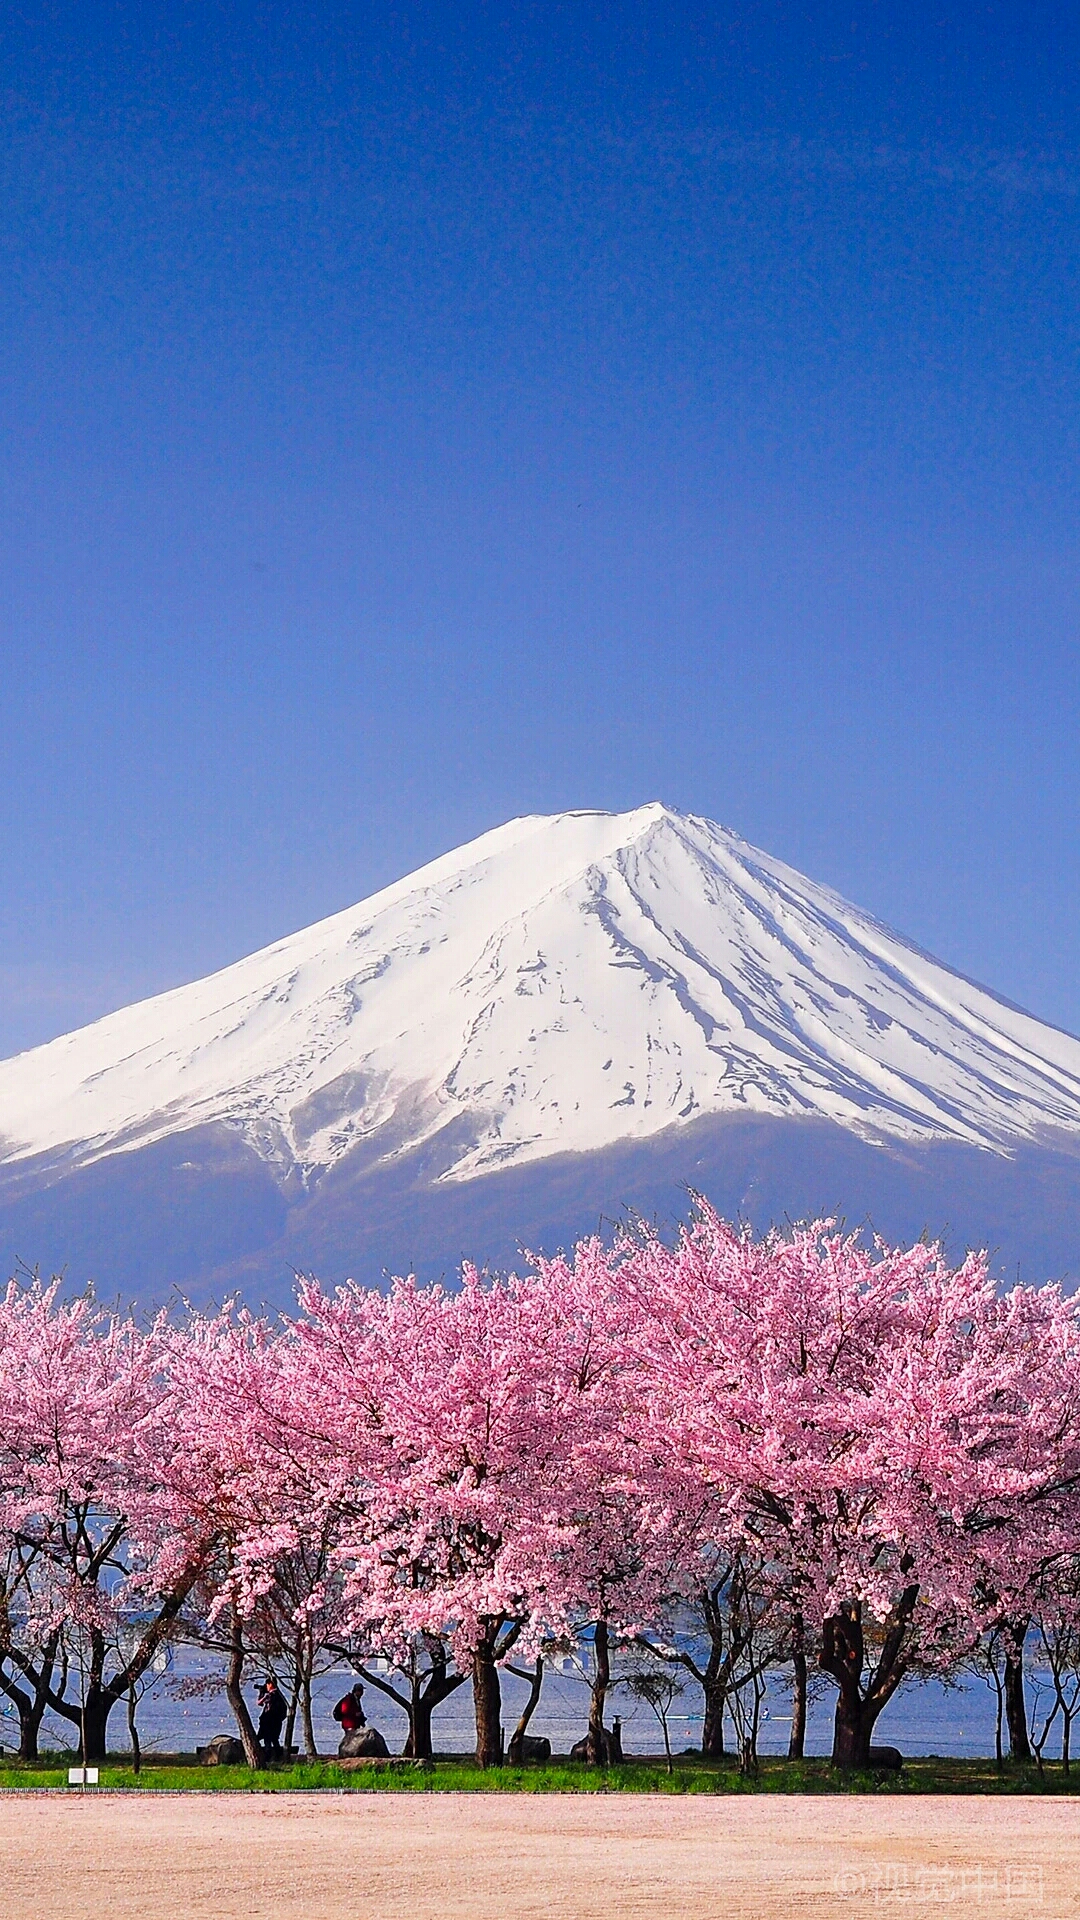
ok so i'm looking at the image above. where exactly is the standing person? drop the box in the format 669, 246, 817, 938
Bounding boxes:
332, 1681, 366, 1735
257, 1676, 287, 1760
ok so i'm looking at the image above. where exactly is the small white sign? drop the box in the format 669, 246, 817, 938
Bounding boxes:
68, 1767, 99, 1786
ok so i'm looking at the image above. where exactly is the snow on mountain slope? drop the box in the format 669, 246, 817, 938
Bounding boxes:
4, 802, 1080, 1190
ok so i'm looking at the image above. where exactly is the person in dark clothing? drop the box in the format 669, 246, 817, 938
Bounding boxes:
257, 1677, 288, 1759
332, 1682, 366, 1734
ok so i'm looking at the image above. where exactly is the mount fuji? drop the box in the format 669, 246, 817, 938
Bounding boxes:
3, 803, 1080, 1305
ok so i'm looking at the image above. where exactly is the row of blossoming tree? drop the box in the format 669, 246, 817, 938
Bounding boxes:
2, 1201, 1080, 1770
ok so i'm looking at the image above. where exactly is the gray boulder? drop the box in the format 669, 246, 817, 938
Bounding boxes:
338, 1726, 390, 1759
200, 1734, 247, 1766
868, 1745, 903, 1771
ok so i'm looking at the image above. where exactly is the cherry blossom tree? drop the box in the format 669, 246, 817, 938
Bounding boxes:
291, 1259, 629, 1766
156, 1300, 357, 1767
619, 1202, 1080, 1768
0, 1282, 213, 1760
521, 1237, 702, 1764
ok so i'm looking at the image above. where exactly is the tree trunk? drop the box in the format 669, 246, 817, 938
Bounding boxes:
820, 1589, 915, 1771
992, 1665, 1004, 1772
80, 1685, 118, 1764
18, 1691, 47, 1764
586, 1621, 611, 1765
0, 1668, 51, 1764
128, 1684, 141, 1776
472, 1634, 503, 1769
18, 1688, 47, 1763
507, 1658, 544, 1765
404, 1690, 435, 1761
1004, 1621, 1031, 1762
224, 1605, 264, 1769
283, 1630, 302, 1758
831, 1685, 881, 1769
301, 1669, 317, 1761
406, 1669, 468, 1759
701, 1678, 727, 1758
789, 1628, 808, 1761
287, 1627, 316, 1760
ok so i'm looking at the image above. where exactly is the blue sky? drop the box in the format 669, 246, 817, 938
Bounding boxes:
2, 2, 1079, 1056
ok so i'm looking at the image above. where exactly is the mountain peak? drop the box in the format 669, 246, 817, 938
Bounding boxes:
4, 806, 1080, 1193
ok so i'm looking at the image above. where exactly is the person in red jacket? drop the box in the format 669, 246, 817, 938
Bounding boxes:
332, 1681, 367, 1734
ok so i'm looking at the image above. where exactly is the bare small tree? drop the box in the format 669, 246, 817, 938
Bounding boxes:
964, 1622, 1013, 1773
620, 1665, 684, 1773
1030, 1575, 1080, 1777
634, 1550, 787, 1762
505, 1656, 545, 1764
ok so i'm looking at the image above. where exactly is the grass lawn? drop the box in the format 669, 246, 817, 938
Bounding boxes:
2, 1753, 1080, 1793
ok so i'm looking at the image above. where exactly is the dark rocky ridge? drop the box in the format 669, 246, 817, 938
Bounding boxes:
3, 1111, 1078, 1312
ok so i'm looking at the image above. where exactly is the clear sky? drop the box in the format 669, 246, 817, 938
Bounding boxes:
2, 2, 1079, 1058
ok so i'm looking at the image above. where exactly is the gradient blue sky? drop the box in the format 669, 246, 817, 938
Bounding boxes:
2, 2, 1079, 1057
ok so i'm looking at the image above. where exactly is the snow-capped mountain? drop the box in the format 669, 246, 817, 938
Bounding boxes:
4, 803, 1080, 1184
4, 805, 1080, 1303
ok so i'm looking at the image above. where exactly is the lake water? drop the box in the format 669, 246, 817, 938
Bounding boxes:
6, 1654, 1016, 1762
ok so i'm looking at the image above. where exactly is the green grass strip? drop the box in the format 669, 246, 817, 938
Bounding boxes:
3, 1754, 1080, 1794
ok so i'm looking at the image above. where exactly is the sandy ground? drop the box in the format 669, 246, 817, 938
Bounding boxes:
1, 1792, 1074, 1919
